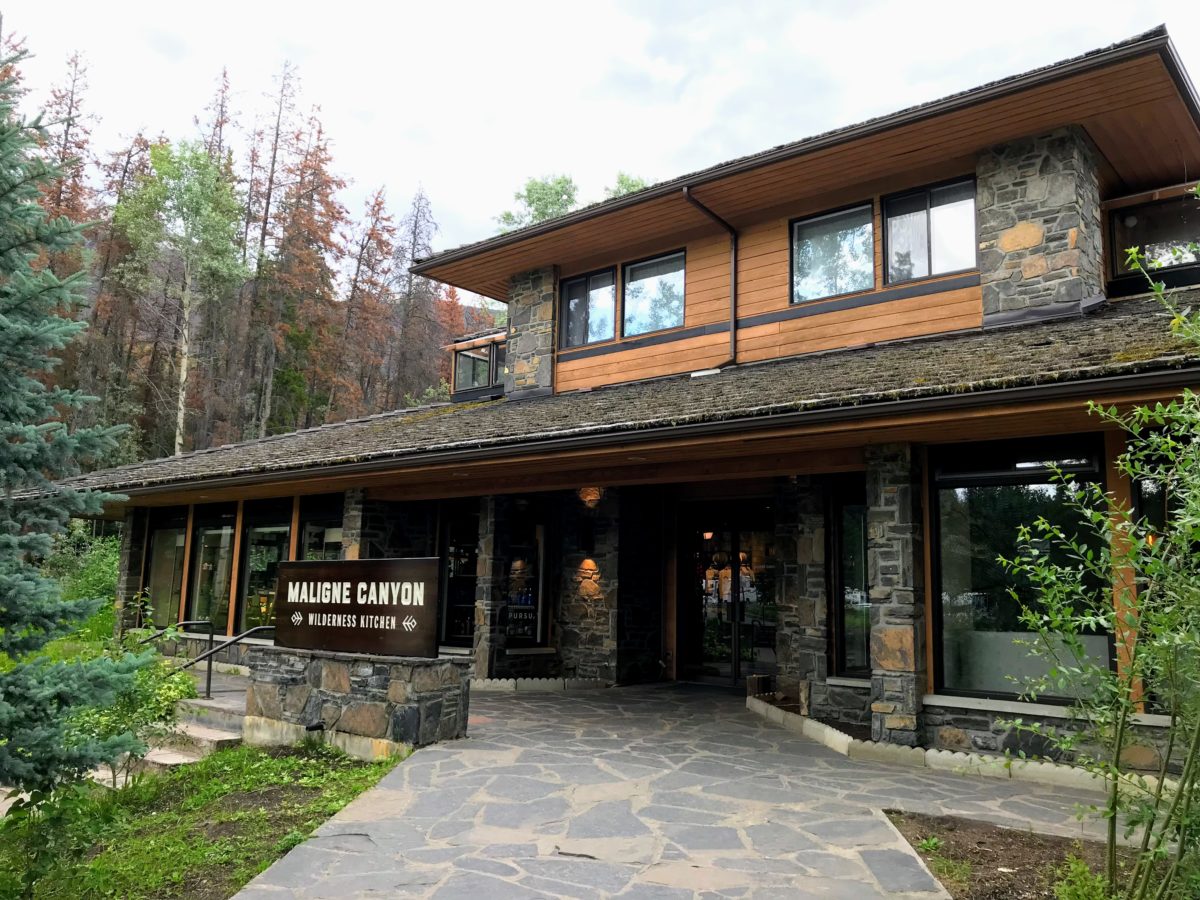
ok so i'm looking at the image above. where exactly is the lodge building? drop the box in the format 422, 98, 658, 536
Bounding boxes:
75, 27, 1200, 753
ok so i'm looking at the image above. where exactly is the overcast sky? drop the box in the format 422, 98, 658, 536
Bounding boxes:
8, 1, 1200, 253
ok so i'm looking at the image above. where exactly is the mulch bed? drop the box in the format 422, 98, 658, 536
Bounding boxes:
886, 810, 1122, 899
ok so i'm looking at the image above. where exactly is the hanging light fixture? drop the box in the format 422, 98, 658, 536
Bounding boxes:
577, 486, 604, 508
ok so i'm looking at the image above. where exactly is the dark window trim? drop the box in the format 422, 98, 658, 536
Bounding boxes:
882, 176, 978, 287
928, 433, 1114, 703
827, 473, 871, 678
1106, 192, 1200, 285
452, 341, 505, 395
557, 321, 729, 363
789, 201, 877, 306
559, 266, 618, 349
620, 248, 687, 340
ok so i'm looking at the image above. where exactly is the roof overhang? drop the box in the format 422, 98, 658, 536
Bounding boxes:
412, 27, 1200, 301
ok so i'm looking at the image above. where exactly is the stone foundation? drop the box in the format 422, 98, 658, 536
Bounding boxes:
244, 646, 470, 758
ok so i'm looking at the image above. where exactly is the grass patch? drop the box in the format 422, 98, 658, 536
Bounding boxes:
1, 743, 399, 899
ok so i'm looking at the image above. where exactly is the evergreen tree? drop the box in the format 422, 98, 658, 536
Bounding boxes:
0, 52, 144, 792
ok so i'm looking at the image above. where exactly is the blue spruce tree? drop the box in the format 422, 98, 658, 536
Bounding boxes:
0, 52, 145, 792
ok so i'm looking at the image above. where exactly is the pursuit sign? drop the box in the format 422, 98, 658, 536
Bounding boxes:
274, 558, 439, 657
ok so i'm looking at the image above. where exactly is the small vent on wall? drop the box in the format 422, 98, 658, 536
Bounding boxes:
690, 368, 723, 378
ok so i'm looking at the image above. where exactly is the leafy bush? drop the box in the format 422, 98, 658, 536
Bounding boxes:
1054, 855, 1111, 900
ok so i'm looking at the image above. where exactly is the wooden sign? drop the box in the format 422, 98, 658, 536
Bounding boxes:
274, 558, 439, 657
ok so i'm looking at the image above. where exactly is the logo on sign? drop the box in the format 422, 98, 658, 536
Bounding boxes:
291, 611, 303, 626
402, 615, 417, 632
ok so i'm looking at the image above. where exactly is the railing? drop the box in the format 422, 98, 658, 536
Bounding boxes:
179, 625, 276, 681
138, 619, 215, 698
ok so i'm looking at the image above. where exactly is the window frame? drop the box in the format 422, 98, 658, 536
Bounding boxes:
1106, 192, 1200, 290
789, 201, 877, 306
559, 266, 618, 349
882, 177, 978, 287
928, 434, 1114, 702
827, 474, 871, 678
451, 339, 506, 395
619, 248, 687, 339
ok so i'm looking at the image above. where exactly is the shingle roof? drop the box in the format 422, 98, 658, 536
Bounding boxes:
65, 293, 1200, 496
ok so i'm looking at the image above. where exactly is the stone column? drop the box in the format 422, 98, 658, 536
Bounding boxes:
774, 477, 827, 713
504, 266, 557, 399
976, 126, 1103, 324
865, 444, 926, 746
559, 488, 619, 683
340, 488, 365, 560
473, 495, 508, 678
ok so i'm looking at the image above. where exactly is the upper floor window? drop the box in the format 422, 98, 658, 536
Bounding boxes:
1111, 194, 1199, 278
791, 204, 875, 303
561, 269, 616, 348
453, 341, 503, 394
623, 251, 685, 337
885, 180, 976, 284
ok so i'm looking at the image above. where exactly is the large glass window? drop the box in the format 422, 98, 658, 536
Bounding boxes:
561, 269, 616, 348
143, 508, 188, 628
885, 180, 976, 283
237, 499, 292, 631
792, 205, 875, 302
830, 476, 870, 677
441, 500, 479, 647
298, 494, 343, 561
933, 438, 1110, 698
453, 346, 492, 392
623, 251, 685, 337
187, 505, 237, 634
1111, 194, 1199, 277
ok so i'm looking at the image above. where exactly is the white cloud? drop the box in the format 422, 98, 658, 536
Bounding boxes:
9, 0, 1199, 253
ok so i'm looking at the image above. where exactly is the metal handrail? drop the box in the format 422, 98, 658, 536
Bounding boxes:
180, 625, 275, 675
137, 619, 215, 698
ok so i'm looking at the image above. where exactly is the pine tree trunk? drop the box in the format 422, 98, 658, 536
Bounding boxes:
174, 275, 192, 456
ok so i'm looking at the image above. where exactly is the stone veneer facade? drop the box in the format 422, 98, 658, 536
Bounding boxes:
976, 126, 1103, 321
865, 444, 926, 747
557, 488, 620, 682
504, 266, 557, 398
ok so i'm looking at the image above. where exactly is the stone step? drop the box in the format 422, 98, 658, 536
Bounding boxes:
161, 720, 242, 755
136, 746, 205, 775
178, 696, 246, 734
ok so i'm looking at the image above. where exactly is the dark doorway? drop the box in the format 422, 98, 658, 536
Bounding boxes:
677, 500, 778, 685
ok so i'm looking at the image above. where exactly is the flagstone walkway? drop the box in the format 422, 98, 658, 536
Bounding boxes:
237, 684, 1103, 899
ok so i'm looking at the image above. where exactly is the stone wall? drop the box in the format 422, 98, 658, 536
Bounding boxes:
558, 488, 620, 682
976, 127, 1103, 322
472, 494, 508, 678
774, 478, 828, 709
114, 508, 148, 633
865, 444, 926, 746
504, 266, 557, 398
245, 646, 470, 758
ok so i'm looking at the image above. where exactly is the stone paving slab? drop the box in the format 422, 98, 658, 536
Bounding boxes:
238, 684, 1107, 899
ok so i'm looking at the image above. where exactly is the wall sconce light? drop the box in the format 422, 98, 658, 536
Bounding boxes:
702, 531, 714, 541
577, 486, 604, 508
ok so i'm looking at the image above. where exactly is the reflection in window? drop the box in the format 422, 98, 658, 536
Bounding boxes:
562, 269, 616, 347
238, 504, 290, 631
935, 444, 1109, 698
792, 205, 874, 302
886, 180, 976, 283
832, 477, 870, 677
453, 347, 492, 391
299, 494, 343, 561
145, 511, 187, 627
188, 507, 237, 633
1112, 194, 1199, 276
623, 252, 685, 336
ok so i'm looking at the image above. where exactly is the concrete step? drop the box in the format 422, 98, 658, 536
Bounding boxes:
178, 695, 246, 734
161, 720, 242, 755
136, 746, 205, 775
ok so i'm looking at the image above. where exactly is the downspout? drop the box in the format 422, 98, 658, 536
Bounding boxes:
682, 186, 737, 368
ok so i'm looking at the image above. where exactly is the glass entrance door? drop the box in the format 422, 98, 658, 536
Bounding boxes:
682, 505, 778, 684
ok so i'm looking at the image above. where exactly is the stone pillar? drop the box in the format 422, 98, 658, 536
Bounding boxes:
473, 495, 508, 678
115, 508, 148, 634
559, 488, 619, 683
504, 266, 557, 399
865, 445, 926, 746
976, 126, 1103, 324
774, 477, 827, 712
340, 488, 365, 560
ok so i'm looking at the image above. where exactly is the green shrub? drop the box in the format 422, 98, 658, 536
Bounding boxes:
1054, 855, 1111, 900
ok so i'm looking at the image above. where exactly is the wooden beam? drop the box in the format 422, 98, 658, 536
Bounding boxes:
226, 500, 244, 636
1105, 428, 1141, 705
288, 495, 300, 561
177, 505, 194, 624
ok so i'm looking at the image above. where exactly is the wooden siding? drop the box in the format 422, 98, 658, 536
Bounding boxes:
555, 168, 984, 393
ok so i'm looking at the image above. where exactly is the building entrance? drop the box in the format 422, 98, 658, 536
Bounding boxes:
677, 500, 778, 685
